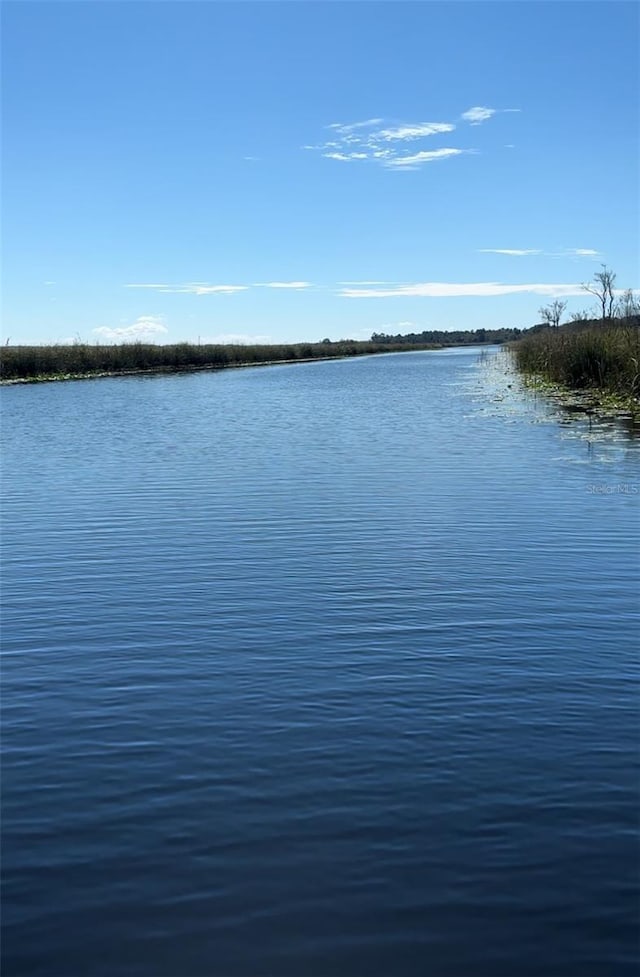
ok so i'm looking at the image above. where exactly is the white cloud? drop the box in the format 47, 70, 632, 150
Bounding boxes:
375, 122, 455, 142
184, 285, 248, 295
44, 280, 56, 286
340, 282, 587, 298
256, 281, 313, 289
384, 148, 466, 168
126, 281, 314, 294
323, 151, 369, 161
125, 283, 248, 295
327, 119, 452, 143
310, 107, 520, 168
381, 321, 418, 329
93, 315, 169, 341
327, 118, 383, 132
461, 106, 497, 125
479, 249, 542, 256
479, 247, 602, 259
311, 117, 468, 169
202, 333, 272, 345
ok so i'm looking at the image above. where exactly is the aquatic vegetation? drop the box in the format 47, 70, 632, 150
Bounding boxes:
0, 339, 432, 382
511, 322, 640, 410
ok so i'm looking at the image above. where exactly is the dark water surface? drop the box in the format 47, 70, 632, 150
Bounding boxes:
2, 348, 639, 977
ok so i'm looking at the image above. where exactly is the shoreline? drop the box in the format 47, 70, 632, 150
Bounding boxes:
0, 347, 444, 386
508, 322, 640, 418
519, 372, 640, 420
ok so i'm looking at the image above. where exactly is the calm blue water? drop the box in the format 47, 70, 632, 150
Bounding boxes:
2, 348, 639, 977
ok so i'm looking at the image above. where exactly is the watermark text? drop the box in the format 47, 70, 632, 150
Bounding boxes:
587, 483, 639, 495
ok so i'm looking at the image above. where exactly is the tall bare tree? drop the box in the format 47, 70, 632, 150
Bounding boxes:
582, 265, 616, 323
538, 299, 567, 329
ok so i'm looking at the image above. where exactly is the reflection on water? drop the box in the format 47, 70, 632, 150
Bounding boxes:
466, 349, 640, 470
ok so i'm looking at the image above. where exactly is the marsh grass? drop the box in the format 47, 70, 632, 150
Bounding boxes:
0, 339, 428, 382
511, 322, 640, 408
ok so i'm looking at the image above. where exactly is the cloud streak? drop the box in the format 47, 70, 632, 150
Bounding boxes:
256, 281, 313, 289
478, 248, 601, 258
339, 282, 588, 298
125, 282, 248, 295
479, 249, 542, 256
375, 122, 455, 142
461, 106, 521, 125
384, 148, 468, 169
202, 333, 272, 345
327, 118, 384, 132
126, 281, 314, 295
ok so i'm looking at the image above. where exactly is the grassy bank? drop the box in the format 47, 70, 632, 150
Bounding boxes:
510, 322, 640, 410
0, 339, 437, 383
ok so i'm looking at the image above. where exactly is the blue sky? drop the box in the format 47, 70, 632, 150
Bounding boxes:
3, 1, 638, 345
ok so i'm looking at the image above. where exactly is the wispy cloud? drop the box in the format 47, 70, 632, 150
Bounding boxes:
93, 315, 169, 341
125, 282, 248, 295
478, 247, 600, 258
461, 106, 497, 125
461, 106, 521, 125
339, 282, 587, 298
202, 333, 272, 345
323, 152, 369, 161
381, 321, 419, 329
479, 249, 542, 256
183, 285, 248, 295
375, 122, 455, 142
255, 281, 313, 289
125, 281, 315, 295
384, 148, 467, 169
327, 118, 384, 132
307, 116, 469, 169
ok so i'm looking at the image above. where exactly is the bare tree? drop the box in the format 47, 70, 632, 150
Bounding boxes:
538, 298, 567, 329
616, 288, 640, 322
582, 264, 617, 322
570, 308, 594, 323
538, 305, 553, 328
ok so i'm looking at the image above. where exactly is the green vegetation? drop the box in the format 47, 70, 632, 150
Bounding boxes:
511, 266, 640, 410
0, 338, 437, 383
511, 321, 640, 410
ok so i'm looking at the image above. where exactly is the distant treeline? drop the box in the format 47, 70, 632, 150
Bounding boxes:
0, 338, 437, 382
371, 327, 522, 345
